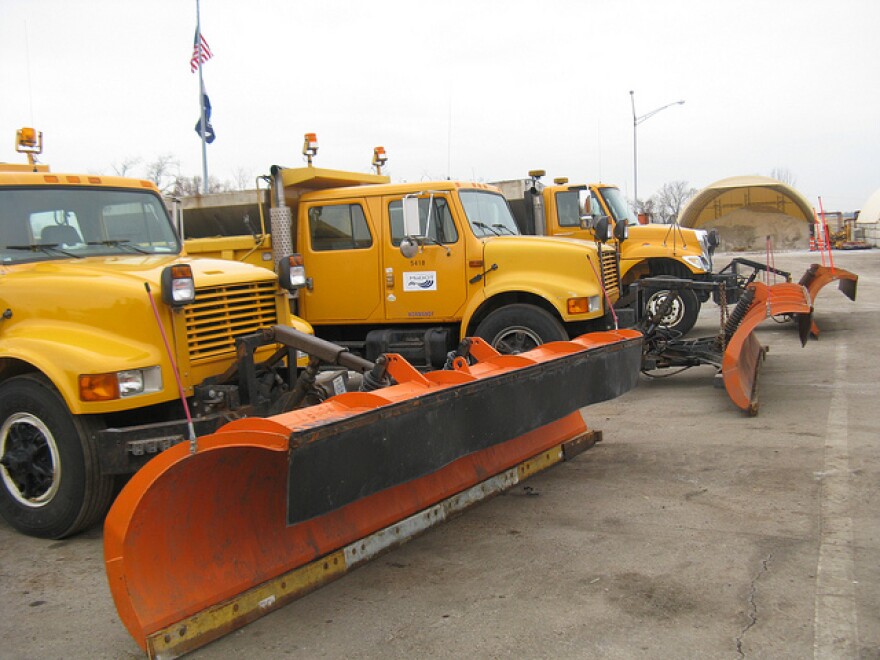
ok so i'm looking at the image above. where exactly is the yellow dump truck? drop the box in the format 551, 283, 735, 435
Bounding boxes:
492, 172, 718, 335
184, 137, 621, 366
0, 130, 310, 538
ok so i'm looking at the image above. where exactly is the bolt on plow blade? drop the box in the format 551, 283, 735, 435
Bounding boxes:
721, 281, 812, 415
104, 329, 642, 658
798, 264, 858, 337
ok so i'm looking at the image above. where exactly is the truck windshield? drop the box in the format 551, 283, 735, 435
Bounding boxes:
599, 187, 634, 225
459, 190, 520, 237
0, 187, 180, 264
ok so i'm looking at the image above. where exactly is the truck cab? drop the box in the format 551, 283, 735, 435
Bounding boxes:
493, 173, 718, 334
0, 133, 310, 538
184, 138, 621, 368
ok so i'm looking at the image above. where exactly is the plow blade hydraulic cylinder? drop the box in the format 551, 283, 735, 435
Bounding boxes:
104, 329, 642, 658
798, 264, 858, 337
721, 281, 812, 415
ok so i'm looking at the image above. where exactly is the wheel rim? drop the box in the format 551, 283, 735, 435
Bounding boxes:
0, 413, 61, 507
646, 290, 684, 326
489, 325, 543, 354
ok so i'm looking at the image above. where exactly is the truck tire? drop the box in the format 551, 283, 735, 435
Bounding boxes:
475, 304, 567, 354
0, 375, 114, 539
644, 281, 701, 336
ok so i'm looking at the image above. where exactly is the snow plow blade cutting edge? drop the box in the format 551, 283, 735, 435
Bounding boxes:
798, 263, 858, 337
721, 281, 812, 415
104, 328, 642, 658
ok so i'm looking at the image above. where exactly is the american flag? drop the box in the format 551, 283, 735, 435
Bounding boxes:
190, 31, 213, 73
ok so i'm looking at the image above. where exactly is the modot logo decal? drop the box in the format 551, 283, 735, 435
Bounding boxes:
403, 271, 437, 291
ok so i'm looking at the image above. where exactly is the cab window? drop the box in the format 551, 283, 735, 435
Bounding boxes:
555, 191, 581, 227
599, 186, 634, 225
0, 187, 179, 264
556, 190, 601, 227
459, 190, 519, 236
388, 196, 458, 246
308, 203, 372, 251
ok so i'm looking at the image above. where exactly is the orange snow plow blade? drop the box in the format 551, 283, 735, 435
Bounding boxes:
798, 264, 858, 337
104, 328, 642, 658
721, 281, 812, 415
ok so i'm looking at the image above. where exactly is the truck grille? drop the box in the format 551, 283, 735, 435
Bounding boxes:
185, 280, 279, 363
601, 249, 621, 300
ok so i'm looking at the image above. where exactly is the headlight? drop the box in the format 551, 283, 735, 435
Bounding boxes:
80, 366, 163, 401
566, 295, 602, 314
682, 255, 709, 272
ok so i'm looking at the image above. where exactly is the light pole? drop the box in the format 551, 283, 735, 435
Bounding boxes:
630, 90, 685, 216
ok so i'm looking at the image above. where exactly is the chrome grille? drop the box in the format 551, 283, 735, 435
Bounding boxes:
185, 280, 279, 363
601, 249, 621, 300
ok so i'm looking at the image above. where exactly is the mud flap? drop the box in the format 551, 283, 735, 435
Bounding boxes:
798, 264, 858, 337
721, 282, 812, 415
104, 329, 642, 657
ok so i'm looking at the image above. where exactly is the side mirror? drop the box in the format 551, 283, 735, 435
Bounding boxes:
613, 219, 628, 242
579, 214, 593, 229
402, 196, 421, 237
399, 237, 419, 259
594, 216, 611, 242
707, 229, 720, 252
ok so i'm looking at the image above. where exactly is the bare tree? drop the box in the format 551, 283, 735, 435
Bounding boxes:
168, 174, 231, 196
230, 167, 255, 191
630, 196, 651, 217
629, 197, 655, 222
111, 157, 141, 177
650, 180, 697, 224
770, 167, 797, 186
144, 154, 180, 194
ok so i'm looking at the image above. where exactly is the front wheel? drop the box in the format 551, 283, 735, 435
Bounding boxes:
475, 304, 568, 354
0, 375, 114, 538
644, 283, 701, 336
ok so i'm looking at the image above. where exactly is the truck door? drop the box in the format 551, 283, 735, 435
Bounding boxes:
297, 200, 382, 322
381, 194, 467, 322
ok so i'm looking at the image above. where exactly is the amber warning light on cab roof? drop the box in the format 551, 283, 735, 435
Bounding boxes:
15, 127, 43, 165
302, 133, 318, 165
372, 146, 388, 175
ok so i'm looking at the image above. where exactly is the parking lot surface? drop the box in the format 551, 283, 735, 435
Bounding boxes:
1, 249, 877, 659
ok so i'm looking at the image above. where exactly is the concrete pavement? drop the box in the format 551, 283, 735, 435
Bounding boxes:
1, 249, 877, 659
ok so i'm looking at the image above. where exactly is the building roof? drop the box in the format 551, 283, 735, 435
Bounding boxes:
678, 175, 815, 228
857, 188, 880, 224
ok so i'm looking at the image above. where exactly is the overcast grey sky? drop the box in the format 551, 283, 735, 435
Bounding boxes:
2, 0, 878, 211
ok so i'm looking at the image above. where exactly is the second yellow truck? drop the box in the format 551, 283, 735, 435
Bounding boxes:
185, 138, 622, 366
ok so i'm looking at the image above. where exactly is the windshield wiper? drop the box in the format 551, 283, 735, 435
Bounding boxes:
87, 239, 151, 254
5, 244, 81, 258
491, 224, 516, 235
472, 221, 501, 236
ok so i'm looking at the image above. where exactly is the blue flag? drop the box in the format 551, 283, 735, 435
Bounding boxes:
195, 93, 216, 144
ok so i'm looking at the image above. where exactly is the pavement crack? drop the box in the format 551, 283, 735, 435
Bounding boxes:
735, 552, 772, 659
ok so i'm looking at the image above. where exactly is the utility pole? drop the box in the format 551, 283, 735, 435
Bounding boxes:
630, 91, 685, 215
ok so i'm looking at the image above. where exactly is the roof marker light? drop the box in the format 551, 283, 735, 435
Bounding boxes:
372, 146, 388, 174
303, 133, 318, 165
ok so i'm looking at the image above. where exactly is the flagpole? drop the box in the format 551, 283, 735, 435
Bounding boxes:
196, 0, 209, 194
